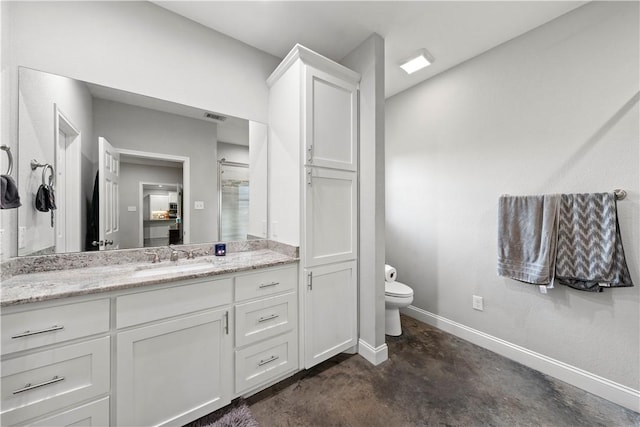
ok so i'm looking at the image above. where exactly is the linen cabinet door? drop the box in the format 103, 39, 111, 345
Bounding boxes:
304, 167, 357, 267
304, 66, 358, 171
116, 309, 231, 427
304, 261, 357, 368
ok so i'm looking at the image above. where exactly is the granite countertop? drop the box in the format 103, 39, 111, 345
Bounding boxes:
1, 245, 298, 307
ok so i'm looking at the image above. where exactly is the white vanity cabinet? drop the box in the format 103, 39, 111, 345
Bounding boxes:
1, 260, 300, 426
116, 278, 233, 427
233, 265, 298, 395
268, 44, 360, 369
0, 299, 111, 427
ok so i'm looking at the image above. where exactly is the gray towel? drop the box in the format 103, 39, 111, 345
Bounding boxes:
1, 174, 21, 209
555, 193, 633, 291
497, 194, 560, 285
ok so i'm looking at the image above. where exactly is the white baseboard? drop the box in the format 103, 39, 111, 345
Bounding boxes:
402, 305, 640, 413
358, 338, 389, 366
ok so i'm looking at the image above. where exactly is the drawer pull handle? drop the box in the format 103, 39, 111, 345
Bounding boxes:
259, 281, 279, 289
11, 325, 64, 339
258, 355, 279, 366
13, 376, 65, 394
258, 314, 279, 323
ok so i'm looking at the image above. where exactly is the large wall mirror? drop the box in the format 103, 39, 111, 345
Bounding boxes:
17, 67, 267, 256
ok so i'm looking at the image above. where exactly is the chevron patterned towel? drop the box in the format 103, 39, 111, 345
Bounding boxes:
555, 193, 633, 292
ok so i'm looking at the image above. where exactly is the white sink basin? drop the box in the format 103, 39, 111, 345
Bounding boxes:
132, 262, 213, 278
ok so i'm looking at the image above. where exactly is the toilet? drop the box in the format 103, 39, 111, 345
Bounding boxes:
385, 280, 414, 336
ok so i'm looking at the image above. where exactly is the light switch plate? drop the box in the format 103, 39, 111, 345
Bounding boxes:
194, 201, 205, 210
127, 206, 137, 212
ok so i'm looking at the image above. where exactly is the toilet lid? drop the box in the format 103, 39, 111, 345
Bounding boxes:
385, 281, 413, 297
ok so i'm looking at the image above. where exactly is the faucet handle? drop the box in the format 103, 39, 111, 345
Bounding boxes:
144, 250, 160, 263
187, 249, 204, 259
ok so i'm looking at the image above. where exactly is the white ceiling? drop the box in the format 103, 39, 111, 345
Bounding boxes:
155, 1, 586, 98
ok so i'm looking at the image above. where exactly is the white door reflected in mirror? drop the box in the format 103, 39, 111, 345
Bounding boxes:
98, 137, 120, 251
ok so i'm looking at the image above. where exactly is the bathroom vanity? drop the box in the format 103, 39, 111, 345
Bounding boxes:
1, 245, 298, 426
1, 40, 366, 426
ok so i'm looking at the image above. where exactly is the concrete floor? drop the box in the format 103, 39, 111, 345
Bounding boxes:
247, 315, 640, 426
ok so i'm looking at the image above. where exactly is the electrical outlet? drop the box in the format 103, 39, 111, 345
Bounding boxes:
194, 201, 204, 210
473, 295, 484, 311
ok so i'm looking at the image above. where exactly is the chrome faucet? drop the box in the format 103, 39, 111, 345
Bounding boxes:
144, 250, 161, 263
168, 245, 201, 260
167, 245, 180, 261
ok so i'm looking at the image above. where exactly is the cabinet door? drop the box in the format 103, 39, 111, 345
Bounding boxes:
116, 309, 231, 427
304, 168, 357, 266
149, 194, 169, 212
304, 261, 357, 368
304, 66, 358, 171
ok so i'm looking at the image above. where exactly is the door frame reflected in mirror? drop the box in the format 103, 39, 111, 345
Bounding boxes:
217, 158, 249, 241
118, 148, 191, 247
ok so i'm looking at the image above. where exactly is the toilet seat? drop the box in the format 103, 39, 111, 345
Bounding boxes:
385, 281, 413, 298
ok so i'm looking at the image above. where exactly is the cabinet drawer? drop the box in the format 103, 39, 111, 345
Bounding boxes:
1, 337, 110, 426
235, 266, 297, 302
1, 299, 109, 356
26, 397, 109, 427
235, 292, 296, 347
117, 278, 232, 328
235, 331, 297, 394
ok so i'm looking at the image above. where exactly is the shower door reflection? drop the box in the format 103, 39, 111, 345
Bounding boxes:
218, 159, 249, 241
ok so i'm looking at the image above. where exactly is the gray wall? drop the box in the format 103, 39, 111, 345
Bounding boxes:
218, 142, 249, 164
386, 1, 639, 391
340, 34, 387, 359
93, 98, 219, 244
16, 68, 94, 255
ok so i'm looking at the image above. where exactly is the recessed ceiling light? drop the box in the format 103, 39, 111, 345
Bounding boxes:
399, 49, 435, 74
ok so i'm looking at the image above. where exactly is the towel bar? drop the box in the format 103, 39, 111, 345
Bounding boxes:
613, 189, 626, 201
31, 160, 55, 186
502, 190, 627, 201
1, 145, 13, 176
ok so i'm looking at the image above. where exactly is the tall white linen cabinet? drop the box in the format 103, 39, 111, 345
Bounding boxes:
267, 44, 360, 369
